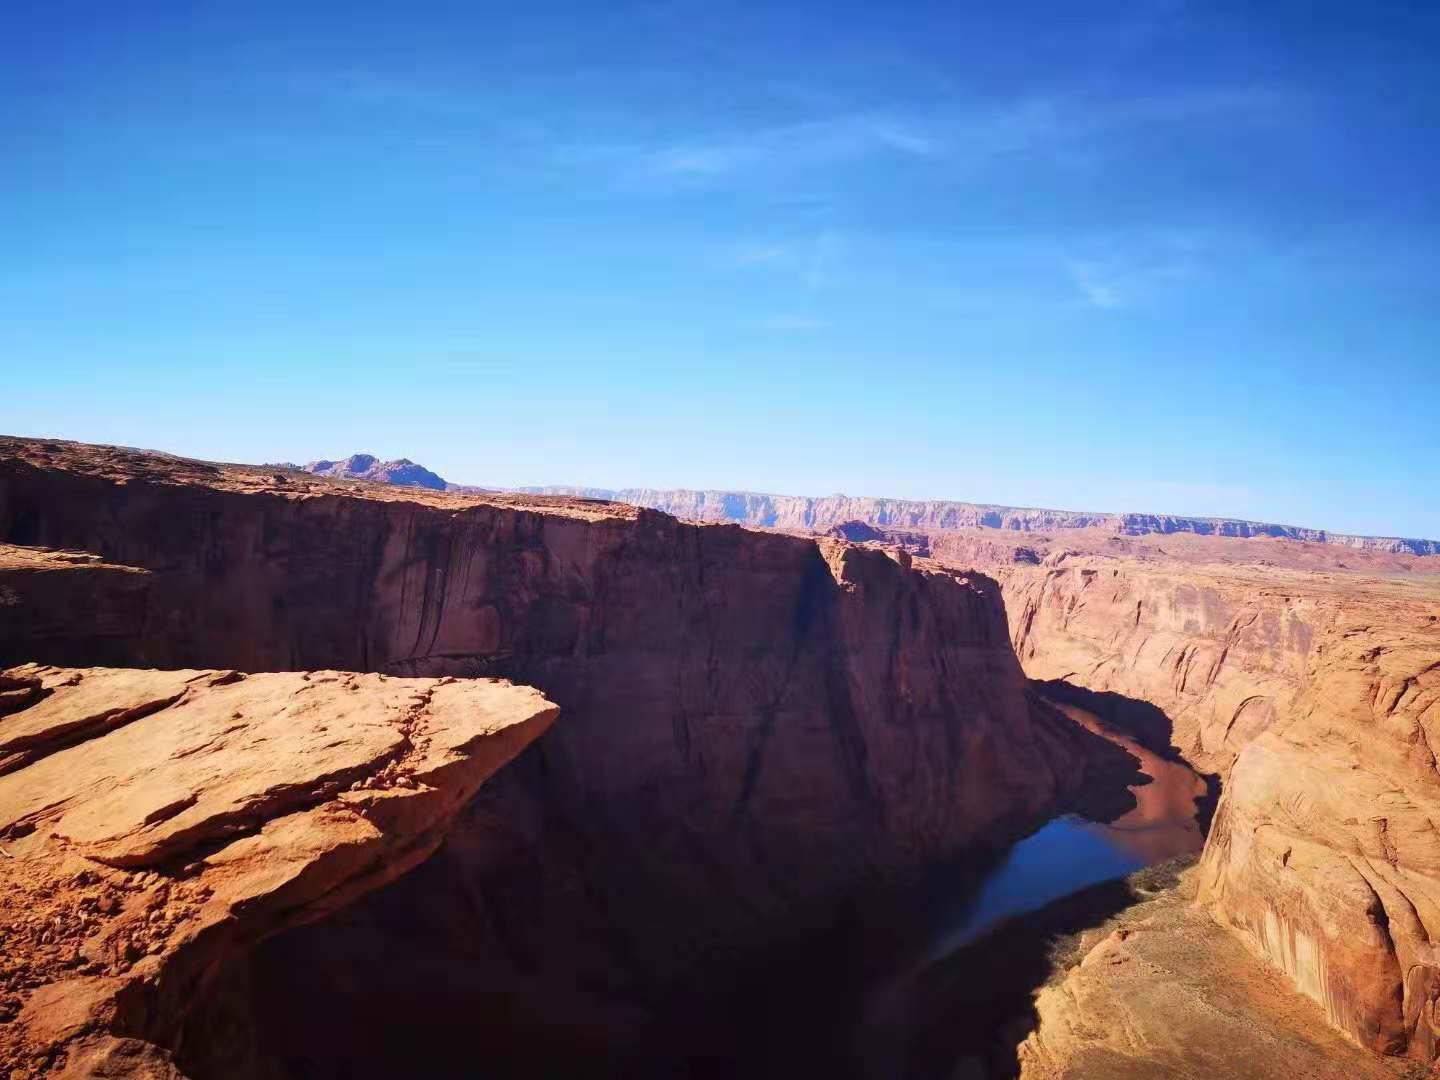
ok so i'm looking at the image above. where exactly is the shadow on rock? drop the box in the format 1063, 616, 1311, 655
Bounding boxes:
1031, 679, 1222, 833
899, 855, 1198, 1080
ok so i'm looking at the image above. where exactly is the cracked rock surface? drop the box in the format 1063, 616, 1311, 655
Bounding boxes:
0, 665, 557, 1077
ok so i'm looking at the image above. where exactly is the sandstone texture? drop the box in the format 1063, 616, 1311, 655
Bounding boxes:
820, 514, 1440, 1067
1016, 865, 1420, 1080
971, 540, 1440, 1063
0, 437, 1124, 1016
0, 663, 556, 1077
12, 434, 1437, 1075
0, 546, 153, 669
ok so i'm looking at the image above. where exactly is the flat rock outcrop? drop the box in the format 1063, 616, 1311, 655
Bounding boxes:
0, 663, 556, 1077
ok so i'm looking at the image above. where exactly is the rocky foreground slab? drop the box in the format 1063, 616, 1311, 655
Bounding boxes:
0, 664, 557, 1077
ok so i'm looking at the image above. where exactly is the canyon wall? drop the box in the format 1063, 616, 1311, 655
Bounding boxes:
283, 454, 1440, 555
993, 551, 1440, 1060
0, 438, 1121, 1019
514, 487, 1440, 556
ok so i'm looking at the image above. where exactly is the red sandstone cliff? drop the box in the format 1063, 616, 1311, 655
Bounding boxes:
0, 437, 1125, 1066
283, 452, 1440, 556
510, 486, 1440, 555
989, 549, 1440, 1061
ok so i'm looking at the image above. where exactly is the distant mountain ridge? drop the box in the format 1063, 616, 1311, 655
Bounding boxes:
281, 455, 1440, 556
273, 453, 450, 491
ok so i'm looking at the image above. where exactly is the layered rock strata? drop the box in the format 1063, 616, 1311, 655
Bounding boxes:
0, 663, 557, 1077
514, 489, 1439, 555
0, 437, 1123, 1018
990, 550, 1440, 1061
279, 451, 1440, 555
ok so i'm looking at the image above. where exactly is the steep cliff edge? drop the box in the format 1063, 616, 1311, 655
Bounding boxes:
991, 550, 1440, 1061
0, 663, 557, 1078
0, 437, 1128, 1052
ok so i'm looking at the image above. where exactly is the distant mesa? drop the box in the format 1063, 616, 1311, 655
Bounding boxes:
277, 453, 449, 491
825, 520, 887, 543
283, 453, 1440, 556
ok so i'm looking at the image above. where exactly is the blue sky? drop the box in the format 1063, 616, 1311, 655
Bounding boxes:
4, 1, 1437, 537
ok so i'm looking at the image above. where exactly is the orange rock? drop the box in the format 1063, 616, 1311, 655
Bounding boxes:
986, 546, 1440, 1062
0, 435, 1124, 1003
0, 665, 556, 1076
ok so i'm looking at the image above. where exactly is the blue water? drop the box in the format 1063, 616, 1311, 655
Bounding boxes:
924, 815, 1150, 958
857, 811, 1197, 1078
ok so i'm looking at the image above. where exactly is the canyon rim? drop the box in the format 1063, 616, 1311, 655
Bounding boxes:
0, 436, 1435, 1078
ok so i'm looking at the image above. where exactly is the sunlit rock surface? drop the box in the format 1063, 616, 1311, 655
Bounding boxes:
0, 664, 556, 1077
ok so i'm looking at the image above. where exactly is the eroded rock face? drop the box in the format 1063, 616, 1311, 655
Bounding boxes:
1000, 557, 1334, 776
987, 550, 1440, 1061
1016, 866, 1409, 1080
256, 448, 1440, 554
526, 487, 1440, 555
1195, 609, 1440, 1059
0, 437, 1121, 1017
0, 664, 556, 1077
0, 546, 153, 669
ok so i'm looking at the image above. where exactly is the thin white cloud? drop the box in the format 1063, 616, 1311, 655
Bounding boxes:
1066, 260, 1127, 309
283, 64, 1304, 202
621, 84, 1296, 193
720, 230, 846, 292
1063, 230, 1213, 309
803, 229, 845, 291
645, 113, 941, 181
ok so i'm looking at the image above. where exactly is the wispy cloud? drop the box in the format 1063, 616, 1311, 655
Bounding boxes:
803, 229, 844, 290
277, 62, 1304, 202
645, 112, 941, 181
1066, 260, 1127, 309
1063, 230, 1212, 309
589, 83, 1298, 195
719, 229, 847, 291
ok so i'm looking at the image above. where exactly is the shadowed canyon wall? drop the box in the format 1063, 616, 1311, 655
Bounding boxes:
0, 438, 1129, 1057
15, 436, 1435, 1072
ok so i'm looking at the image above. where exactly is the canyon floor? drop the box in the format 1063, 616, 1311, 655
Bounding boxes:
1, 436, 1438, 1078
1016, 862, 1425, 1080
